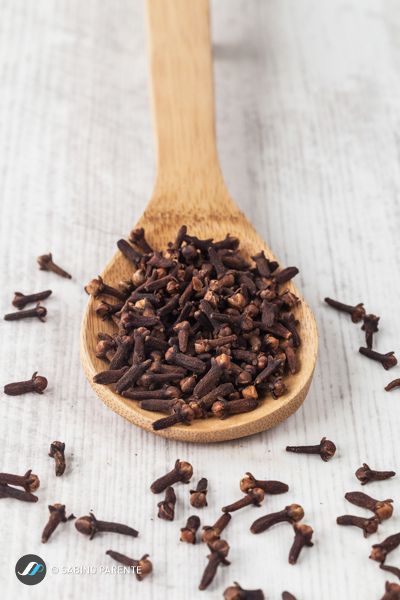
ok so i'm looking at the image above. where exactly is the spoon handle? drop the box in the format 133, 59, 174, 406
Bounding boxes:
146, 0, 221, 189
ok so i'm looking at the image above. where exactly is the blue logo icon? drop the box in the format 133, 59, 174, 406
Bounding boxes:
15, 555, 47, 585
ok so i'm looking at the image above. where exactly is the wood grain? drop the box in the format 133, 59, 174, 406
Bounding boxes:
0, 0, 399, 598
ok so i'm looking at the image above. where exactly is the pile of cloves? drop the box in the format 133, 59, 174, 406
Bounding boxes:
88, 226, 302, 430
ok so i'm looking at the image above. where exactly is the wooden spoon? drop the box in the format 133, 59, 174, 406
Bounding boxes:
80, 0, 318, 442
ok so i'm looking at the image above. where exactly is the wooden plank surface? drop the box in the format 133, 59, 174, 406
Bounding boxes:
0, 1, 399, 598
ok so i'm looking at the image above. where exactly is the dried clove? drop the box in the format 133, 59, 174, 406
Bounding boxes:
0, 470, 40, 492
240, 472, 288, 495
288, 523, 314, 564
370, 532, 400, 563
106, 550, 152, 581
223, 581, 265, 599
157, 486, 176, 521
286, 437, 336, 461
336, 514, 379, 537
324, 297, 365, 322
75, 512, 138, 540
385, 379, 400, 392
250, 504, 304, 534
190, 478, 208, 508
180, 515, 201, 544
0, 483, 38, 502
12, 290, 52, 309
4, 372, 48, 395
345, 491, 393, 522
282, 594, 297, 600
202, 513, 231, 545
359, 347, 397, 370
222, 488, 265, 513
42, 503, 75, 543
49, 441, 66, 476
355, 463, 396, 485
362, 313, 380, 349
37, 253, 71, 278
199, 538, 230, 590
150, 459, 193, 493
380, 581, 400, 600
4, 303, 47, 322
380, 564, 400, 580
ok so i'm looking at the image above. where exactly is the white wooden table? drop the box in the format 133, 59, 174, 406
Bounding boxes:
1, 1, 399, 598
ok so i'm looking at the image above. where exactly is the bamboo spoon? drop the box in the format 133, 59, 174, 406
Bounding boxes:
80, 0, 318, 442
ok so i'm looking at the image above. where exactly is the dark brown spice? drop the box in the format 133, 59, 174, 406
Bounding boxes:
150, 459, 193, 493
0, 483, 38, 502
380, 564, 400, 580
345, 491, 393, 522
180, 515, 201, 544
282, 593, 297, 600
42, 503, 75, 543
239, 472, 289, 495
106, 550, 152, 581
93, 366, 129, 384
370, 532, 400, 562
250, 504, 304, 534
199, 538, 230, 590
222, 488, 265, 513
49, 441, 66, 476
4, 372, 48, 395
90, 227, 301, 429
4, 303, 47, 322
12, 290, 52, 309
362, 313, 380, 349
0, 470, 40, 492
385, 379, 400, 392
37, 253, 72, 278
75, 512, 138, 539
202, 513, 231, 545
380, 581, 400, 600
359, 347, 398, 370
286, 437, 336, 461
157, 486, 176, 521
324, 297, 366, 322
190, 478, 208, 508
355, 463, 396, 485
223, 581, 265, 599
288, 523, 314, 564
336, 514, 379, 537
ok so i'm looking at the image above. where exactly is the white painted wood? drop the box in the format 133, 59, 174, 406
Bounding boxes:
0, 1, 399, 598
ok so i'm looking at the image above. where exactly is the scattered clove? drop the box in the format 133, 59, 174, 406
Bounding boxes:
286, 437, 336, 461
223, 581, 265, 599
222, 488, 265, 513
380, 565, 400, 580
370, 533, 400, 563
288, 523, 314, 564
240, 472, 288, 495
0, 483, 38, 502
282, 593, 297, 600
385, 379, 400, 392
75, 512, 138, 540
42, 503, 75, 543
190, 478, 208, 508
359, 347, 397, 370
362, 314, 380, 349
49, 441, 66, 476
106, 550, 152, 581
380, 582, 400, 600
37, 253, 72, 278
199, 538, 230, 590
12, 290, 52, 309
4, 303, 47, 322
355, 463, 396, 485
4, 372, 48, 396
336, 514, 380, 537
345, 491, 393, 522
150, 459, 193, 493
157, 487, 176, 521
180, 515, 201, 544
202, 513, 232, 545
0, 470, 40, 492
250, 504, 304, 534
324, 297, 365, 322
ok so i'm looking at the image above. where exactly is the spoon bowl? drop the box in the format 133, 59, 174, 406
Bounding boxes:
80, 0, 318, 442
